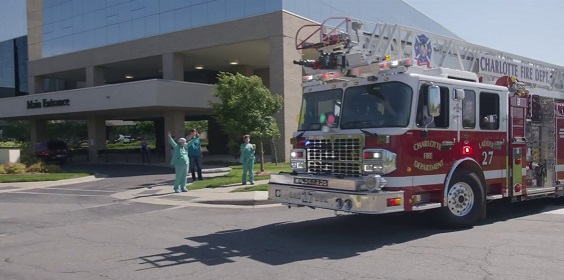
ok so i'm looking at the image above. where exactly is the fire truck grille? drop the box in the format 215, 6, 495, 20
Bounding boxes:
306, 137, 362, 176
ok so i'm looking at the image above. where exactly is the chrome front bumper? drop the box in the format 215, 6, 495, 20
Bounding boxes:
268, 174, 404, 214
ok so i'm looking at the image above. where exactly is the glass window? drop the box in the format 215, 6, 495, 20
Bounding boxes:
83, 12, 96, 31
44, 7, 55, 24
208, 0, 226, 23
72, 0, 85, 16
225, 0, 245, 20
93, 10, 106, 29
416, 85, 449, 128
105, 0, 120, 8
462, 90, 476, 128
118, 2, 132, 22
72, 15, 84, 34
106, 24, 120, 44
174, 7, 191, 30
191, 4, 209, 28
159, 10, 175, 34
159, 0, 175, 13
145, 14, 160, 37
298, 89, 343, 131
244, 0, 266, 16
130, 17, 146, 40
340, 82, 413, 129
118, 21, 133, 42
479, 92, 500, 130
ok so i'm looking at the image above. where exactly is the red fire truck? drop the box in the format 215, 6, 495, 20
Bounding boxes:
268, 17, 564, 227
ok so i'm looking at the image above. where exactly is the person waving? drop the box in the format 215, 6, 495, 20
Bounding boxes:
168, 131, 196, 193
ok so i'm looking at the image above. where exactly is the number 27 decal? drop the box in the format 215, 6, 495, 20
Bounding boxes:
482, 151, 494, 165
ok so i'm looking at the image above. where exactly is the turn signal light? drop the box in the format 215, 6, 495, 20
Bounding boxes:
386, 198, 402, 207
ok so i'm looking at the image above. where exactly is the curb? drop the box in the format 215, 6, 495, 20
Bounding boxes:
0, 173, 106, 190
69, 162, 231, 173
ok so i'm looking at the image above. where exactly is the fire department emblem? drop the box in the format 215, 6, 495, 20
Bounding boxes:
414, 34, 432, 69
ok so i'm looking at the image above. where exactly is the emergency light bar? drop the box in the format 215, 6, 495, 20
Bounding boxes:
379, 58, 413, 70
302, 72, 342, 83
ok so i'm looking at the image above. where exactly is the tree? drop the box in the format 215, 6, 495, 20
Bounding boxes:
185, 120, 208, 133
2, 121, 29, 142
135, 121, 155, 139
210, 72, 283, 171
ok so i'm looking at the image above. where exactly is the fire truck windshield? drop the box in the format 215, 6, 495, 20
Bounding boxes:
340, 82, 413, 129
297, 88, 343, 131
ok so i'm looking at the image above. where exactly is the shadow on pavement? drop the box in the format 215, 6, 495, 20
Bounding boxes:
131, 212, 445, 269
130, 198, 564, 269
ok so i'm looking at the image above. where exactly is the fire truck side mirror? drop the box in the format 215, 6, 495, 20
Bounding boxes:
454, 88, 465, 101
427, 85, 441, 117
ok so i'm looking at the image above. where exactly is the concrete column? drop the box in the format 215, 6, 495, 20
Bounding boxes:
162, 53, 185, 81
154, 119, 165, 154
254, 68, 270, 88
164, 110, 185, 163
207, 117, 229, 155
86, 66, 105, 87
29, 76, 45, 94
87, 117, 107, 162
269, 35, 303, 162
30, 119, 47, 144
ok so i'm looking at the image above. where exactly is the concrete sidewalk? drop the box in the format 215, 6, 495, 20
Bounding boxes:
0, 164, 277, 209
110, 179, 276, 209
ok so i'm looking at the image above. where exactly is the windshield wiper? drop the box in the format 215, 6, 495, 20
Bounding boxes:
360, 128, 378, 137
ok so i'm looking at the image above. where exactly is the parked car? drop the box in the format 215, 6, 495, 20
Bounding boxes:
115, 134, 132, 143
33, 140, 69, 164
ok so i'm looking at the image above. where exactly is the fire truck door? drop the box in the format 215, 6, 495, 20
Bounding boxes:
508, 96, 527, 196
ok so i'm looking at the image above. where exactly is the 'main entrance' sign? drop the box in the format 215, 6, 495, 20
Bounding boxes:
27, 99, 70, 109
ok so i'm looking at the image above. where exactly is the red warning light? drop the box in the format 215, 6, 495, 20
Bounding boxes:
462, 146, 472, 155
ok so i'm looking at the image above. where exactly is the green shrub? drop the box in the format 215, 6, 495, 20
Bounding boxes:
26, 162, 47, 173
44, 164, 63, 173
19, 142, 40, 165
0, 165, 5, 174
0, 141, 22, 148
4, 163, 26, 174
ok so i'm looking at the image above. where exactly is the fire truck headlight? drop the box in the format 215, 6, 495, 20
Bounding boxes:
362, 149, 397, 175
365, 174, 387, 192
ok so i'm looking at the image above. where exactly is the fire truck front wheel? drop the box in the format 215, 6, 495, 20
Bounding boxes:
439, 171, 484, 228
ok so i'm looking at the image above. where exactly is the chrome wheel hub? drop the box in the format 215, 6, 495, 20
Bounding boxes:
447, 182, 474, 217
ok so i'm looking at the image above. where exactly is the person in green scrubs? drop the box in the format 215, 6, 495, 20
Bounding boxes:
240, 135, 256, 185
168, 131, 195, 193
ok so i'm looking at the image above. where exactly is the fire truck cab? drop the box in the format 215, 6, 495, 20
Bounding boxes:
267, 17, 564, 228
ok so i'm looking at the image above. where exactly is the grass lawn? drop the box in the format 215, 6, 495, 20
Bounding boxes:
0, 173, 92, 183
230, 184, 269, 192
188, 162, 289, 190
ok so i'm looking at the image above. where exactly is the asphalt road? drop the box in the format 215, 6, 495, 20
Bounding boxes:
2, 164, 564, 280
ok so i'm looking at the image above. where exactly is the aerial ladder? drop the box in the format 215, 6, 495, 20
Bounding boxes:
293, 17, 564, 93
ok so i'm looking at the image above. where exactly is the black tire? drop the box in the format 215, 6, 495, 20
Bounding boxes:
438, 171, 484, 228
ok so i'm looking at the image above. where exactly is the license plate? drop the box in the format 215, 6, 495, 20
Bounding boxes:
293, 178, 328, 187
287, 190, 329, 204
